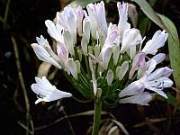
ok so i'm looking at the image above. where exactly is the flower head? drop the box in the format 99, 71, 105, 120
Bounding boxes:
31, 1, 173, 106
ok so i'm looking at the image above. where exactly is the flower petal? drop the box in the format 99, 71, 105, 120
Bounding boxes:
66, 58, 78, 79
45, 89, 72, 102
45, 20, 63, 42
64, 30, 75, 55
120, 92, 153, 105
31, 43, 61, 69
76, 6, 85, 36
117, 2, 130, 37
31, 76, 72, 104
129, 52, 146, 79
100, 46, 112, 69
151, 53, 166, 64
147, 67, 173, 81
119, 80, 144, 98
81, 17, 91, 55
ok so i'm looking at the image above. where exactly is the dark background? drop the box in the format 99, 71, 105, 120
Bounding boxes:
0, 0, 180, 134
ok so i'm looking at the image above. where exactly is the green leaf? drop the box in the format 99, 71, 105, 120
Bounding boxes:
166, 92, 177, 106
158, 14, 180, 89
138, 17, 151, 36
149, 0, 158, 6
0, 16, 4, 23
132, 0, 164, 29
70, 0, 100, 8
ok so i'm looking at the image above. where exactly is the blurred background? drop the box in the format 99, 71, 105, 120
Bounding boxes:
0, 0, 180, 135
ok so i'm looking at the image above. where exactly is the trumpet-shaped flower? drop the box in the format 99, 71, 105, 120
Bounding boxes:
81, 17, 91, 55
31, 76, 72, 104
129, 52, 166, 79
76, 6, 85, 36
45, 20, 73, 56
144, 53, 166, 75
142, 30, 168, 55
117, 2, 130, 38
121, 28, 142, 52
45, 20, 64, 43
87, 1, 108, 40
55, 6, 77, 43
119, 64, 173, 105
129, 52, 146, 79
56, 42, 69, 65
100, 23, 119, 68
31, 35, 61, 69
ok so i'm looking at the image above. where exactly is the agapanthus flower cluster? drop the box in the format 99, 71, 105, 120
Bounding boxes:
31, 1, 173, 105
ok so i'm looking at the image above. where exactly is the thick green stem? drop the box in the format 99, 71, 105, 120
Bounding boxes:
92, 97, 102, 135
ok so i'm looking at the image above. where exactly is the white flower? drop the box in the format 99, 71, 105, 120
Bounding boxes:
129, 53, 166, 79
105, 23, 120, 46
76, 6, 86, 36
119, 57, 173, 105
63, 30, 75, 55
45, 20, 64, 43
81, 17, 91, 55
31, 35, 61, 69
100, 23, 119, 68
121, 28, 142, 52
145, 53, 166, 75
45, 20, 75, 57
56, 42, 69, 65
141, 67, 173, 98
142, 30, 168, 55
119, 79, 153, 105
150, 53, 166, 64
119, 80, 145, 98
55, 6, 86, 55
87, 1, 108, 40
129, 52, 146, 79
55, 6, 77, 43
117, 2, 130, 38
31, 76, 72, 104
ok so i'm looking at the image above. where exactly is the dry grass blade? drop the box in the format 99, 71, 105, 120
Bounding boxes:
11, 36, 34, 135
111, 119, 129, 135
35, 110, 109, 131
133, 118, 167, 128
